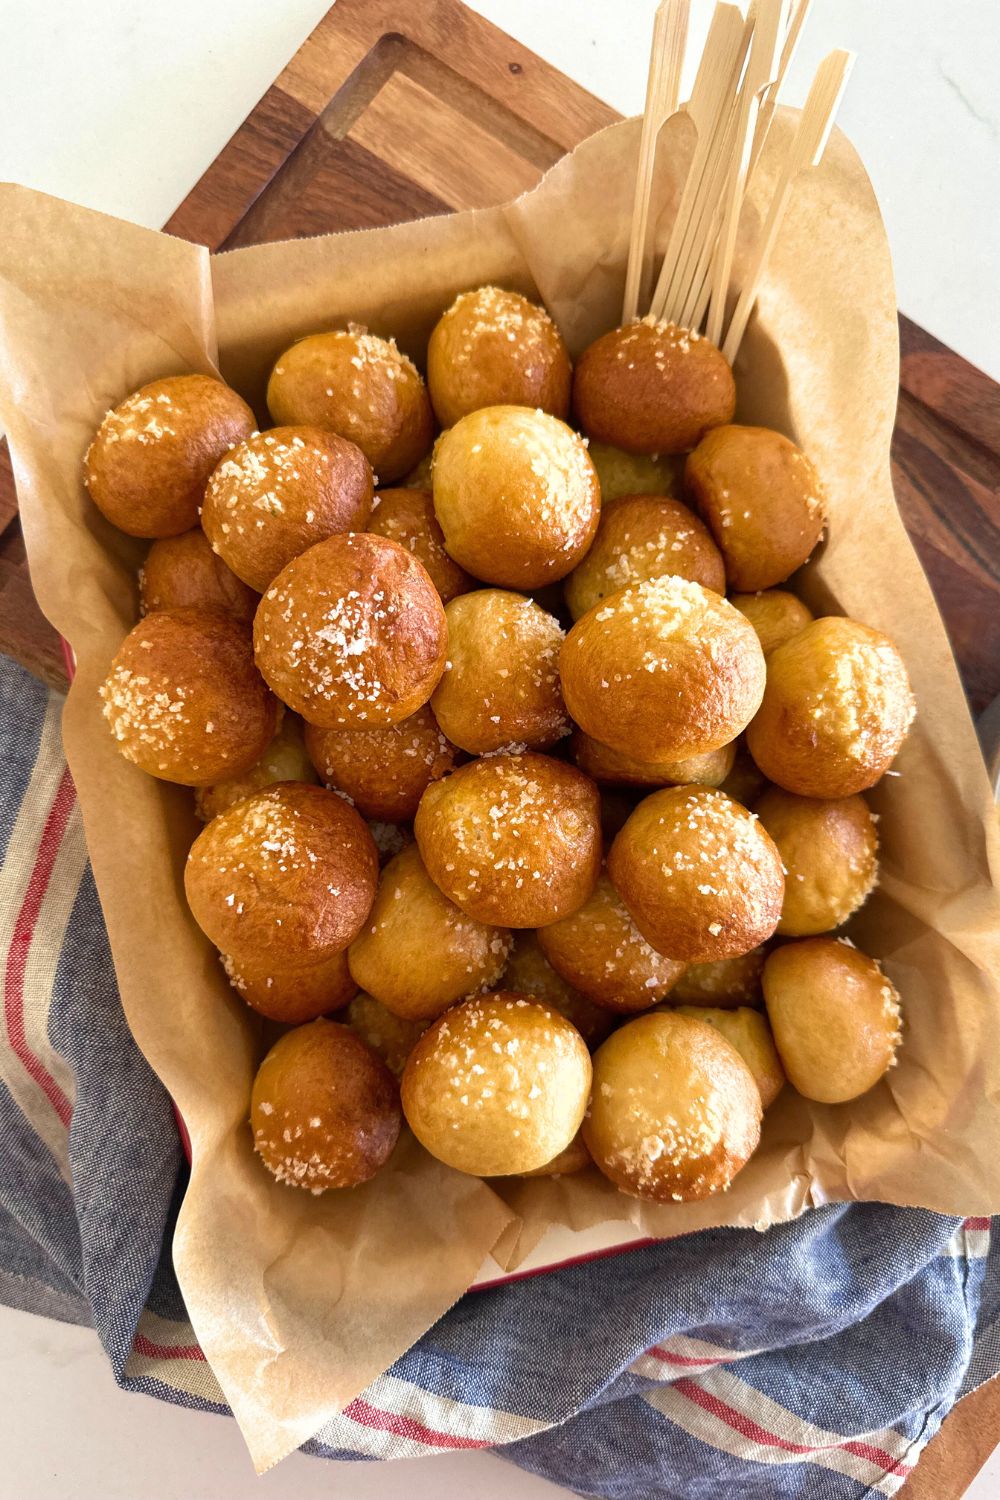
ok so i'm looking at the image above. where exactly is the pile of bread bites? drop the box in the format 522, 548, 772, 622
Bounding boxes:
90, 284, 915, 1206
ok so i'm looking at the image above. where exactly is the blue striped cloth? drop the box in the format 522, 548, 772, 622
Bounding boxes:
2, 649, 998, 1496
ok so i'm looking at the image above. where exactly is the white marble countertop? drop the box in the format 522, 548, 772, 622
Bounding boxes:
1, 2, 998, 1495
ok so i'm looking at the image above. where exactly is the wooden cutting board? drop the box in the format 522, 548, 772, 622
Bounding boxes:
2, 0, 998, 1486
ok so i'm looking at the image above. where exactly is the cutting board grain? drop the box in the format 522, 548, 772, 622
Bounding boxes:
1, 0, 997, 1491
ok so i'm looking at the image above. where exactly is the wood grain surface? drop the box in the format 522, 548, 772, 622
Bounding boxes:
1, 6, 998, 1483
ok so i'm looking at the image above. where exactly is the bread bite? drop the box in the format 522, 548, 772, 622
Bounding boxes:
427, 285, 571, 427
348, 844, 511, 1020
431, 590, 569, 754
730, 589, 814, 657
501, 931, 616, 1046
671, 947, 767, 1008
185, 782, 378, 969
559, 575, 765, 762
140, 528, 257, 623
85, 374, 255, 537
674, 1005, 785, 1107
202, 426, 373, 591
685, 424, 826, 590
223, 948, 356, 1024
266, 328, 433, 482
746, 617, 915, 796
586, 442, 684, 502
304, 704, 456, 822
414, 751, 602, 927
367, 486, 473, 603
607, 786, 784, 962
763, 938, 902, 1103
537, 872, 686, 1012
346, 992, 430, 1077
100, 607, 277, 785
565, 493, 725, 620
573, 319, 735, 455
583, 1011, 761, 1201
253, 532, 448, 728
571, 730, 734, 790
755, 788, 879, 935
252, 1020, 401, 1191
195, 713, 317, 821
718, 745, 768, 808
519, 1133, 592, 1177
432, 406, 599, 587
401, 992, 592, 1175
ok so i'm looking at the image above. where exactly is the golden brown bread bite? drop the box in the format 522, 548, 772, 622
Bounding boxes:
718, 745, 768, 808
222, 948, 356, 1024
84, 374, 255, 538
184, 782, 378, 969
538, 873, 686, 1013
431, 590, 569, 754
587, 442, 684, 502
414, 751, 602, 927
571, 730, 735, 790
201, 426, 373, 591
564, 494, 725, 620
519, 1132, 592, 1177
427, 286, 571, 427
607, 787, 784, 963
671, 947, 766, 1008
573, 319, 735, 456
139, 529, 257, 623
729, 590, 814, 657
559, 576, 766, 763
685, 425, 826, 591
401, 443, 438, 491
674, 1006, 785, 1108
500, 931, 615, 1046
253, 532, 448, 728
755, 788, 879, 936
432, 406, 599, 588
304, 704, 456, 822
583, 1011, 761, 1202
348, 844, 511, 1020
251, 1020, 401, 1191
194, 713, 317, 821
745, 617, 916, 797
266, 328, 433, 483
401, 992, 592, 1175
367, 487, 472, 603
346, 992, 429, 1077
100, 607, 277, 786
763, 938, 902, 1103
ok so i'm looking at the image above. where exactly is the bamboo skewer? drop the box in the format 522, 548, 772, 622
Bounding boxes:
646, 2, 746, 324
748, 0, 813, 179
618, 0, 853, 370
656, 8, 753, 325
721, 48, 855, 362
676, 97, 742, 328
746, 0, 815, 180
621, 0, 690, 324
705, 0, 788, 346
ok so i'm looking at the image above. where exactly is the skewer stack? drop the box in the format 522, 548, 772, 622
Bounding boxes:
622, 0, 854, 363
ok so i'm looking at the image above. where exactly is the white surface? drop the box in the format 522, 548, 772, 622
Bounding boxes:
1, 2, 998, 1495
0, 0, 997, 377
0, 1303, 568, 1499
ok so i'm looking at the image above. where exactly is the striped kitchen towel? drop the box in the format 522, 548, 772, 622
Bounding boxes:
2, 648, 999, 1499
